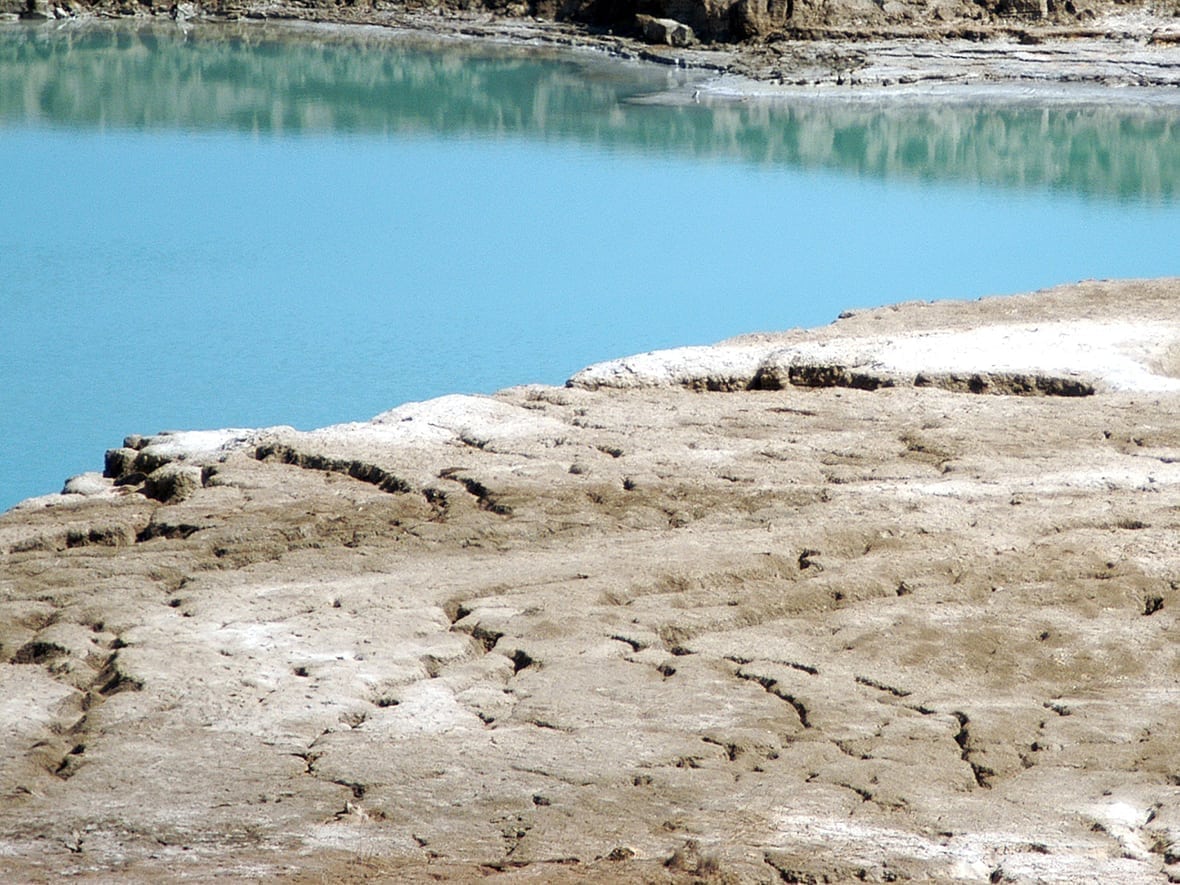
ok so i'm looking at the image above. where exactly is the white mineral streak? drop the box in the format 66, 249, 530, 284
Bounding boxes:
781, 321, 1180, 392
136, 428, 266, 460
567, 344, 770, 390
370, 394, 569, 443
125, 395, 570, 463
308, 394, 533, 447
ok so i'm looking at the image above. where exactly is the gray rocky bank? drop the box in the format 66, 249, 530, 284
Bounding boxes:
5, 0, 1180, 92
6, 0, 1180, 45
2, 278, 1180, 882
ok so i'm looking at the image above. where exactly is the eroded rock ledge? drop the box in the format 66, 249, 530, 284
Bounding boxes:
2, 278, 1180, 883
569, 278, 1180, 394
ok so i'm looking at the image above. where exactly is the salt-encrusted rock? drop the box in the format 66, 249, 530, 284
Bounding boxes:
369, 394, 570, 447
61, 472, 111, 497
135, 428, 261, 462
571, 310, 1180, 396
103, 428, 275, 483
757, 321, 1180, 394
142, 463, 202, 503
265, 394, 575, 468
567, 344, 770, 390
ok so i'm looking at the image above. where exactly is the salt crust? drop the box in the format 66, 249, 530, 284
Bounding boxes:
571, 320, 1180, 393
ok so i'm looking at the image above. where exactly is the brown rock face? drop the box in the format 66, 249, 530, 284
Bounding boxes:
2, 279, 1180, 882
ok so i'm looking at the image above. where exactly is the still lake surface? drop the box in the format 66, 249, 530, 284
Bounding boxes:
2, 22, 1179, 509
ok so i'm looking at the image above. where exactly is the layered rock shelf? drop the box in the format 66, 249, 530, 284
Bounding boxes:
2, 278, 1180, 882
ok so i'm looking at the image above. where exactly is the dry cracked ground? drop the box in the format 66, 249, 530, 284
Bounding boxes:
2, 279, 1180, 883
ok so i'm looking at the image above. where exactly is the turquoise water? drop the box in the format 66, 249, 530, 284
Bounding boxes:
2, 23, 1179, 509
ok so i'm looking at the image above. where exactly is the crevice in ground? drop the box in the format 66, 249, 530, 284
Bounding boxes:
855, 675, 911, 698
9, 623, 140, 781
734, 667, 811, 728
438, 469, 513, 515
254, 444, 412, 494
725, 654, 819, 675
136, 521, 202, 542
953, 711, 995, 789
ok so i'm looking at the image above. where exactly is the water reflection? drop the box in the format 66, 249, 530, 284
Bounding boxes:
2, 21, 1178, 201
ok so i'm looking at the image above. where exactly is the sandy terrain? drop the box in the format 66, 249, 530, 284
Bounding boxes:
2, 278, 1179, 882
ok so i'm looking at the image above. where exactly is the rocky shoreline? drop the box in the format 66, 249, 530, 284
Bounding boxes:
6, 0, 1180, 91
3, 279, 1180, 882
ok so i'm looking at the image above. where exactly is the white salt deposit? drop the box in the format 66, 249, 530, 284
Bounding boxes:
571, 319, 1180, 393
300, 394, 570, 449
777, 321, 1180, 392
568, 344, 769, 389
138, 428, 271, 460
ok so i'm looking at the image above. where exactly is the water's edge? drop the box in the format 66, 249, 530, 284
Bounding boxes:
14, 278, 1180, 514
6, 16, 1180, 103
4, 22, 1179, 510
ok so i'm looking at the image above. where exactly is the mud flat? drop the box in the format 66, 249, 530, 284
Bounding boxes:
2, 278, 1180, 882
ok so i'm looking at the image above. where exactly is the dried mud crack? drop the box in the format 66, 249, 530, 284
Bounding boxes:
2, 279, 1180, 882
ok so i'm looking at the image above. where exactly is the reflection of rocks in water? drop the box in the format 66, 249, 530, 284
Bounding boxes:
0, 22, 664, 135
669, 100, 1180, 200
1, 22, 1179, 199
